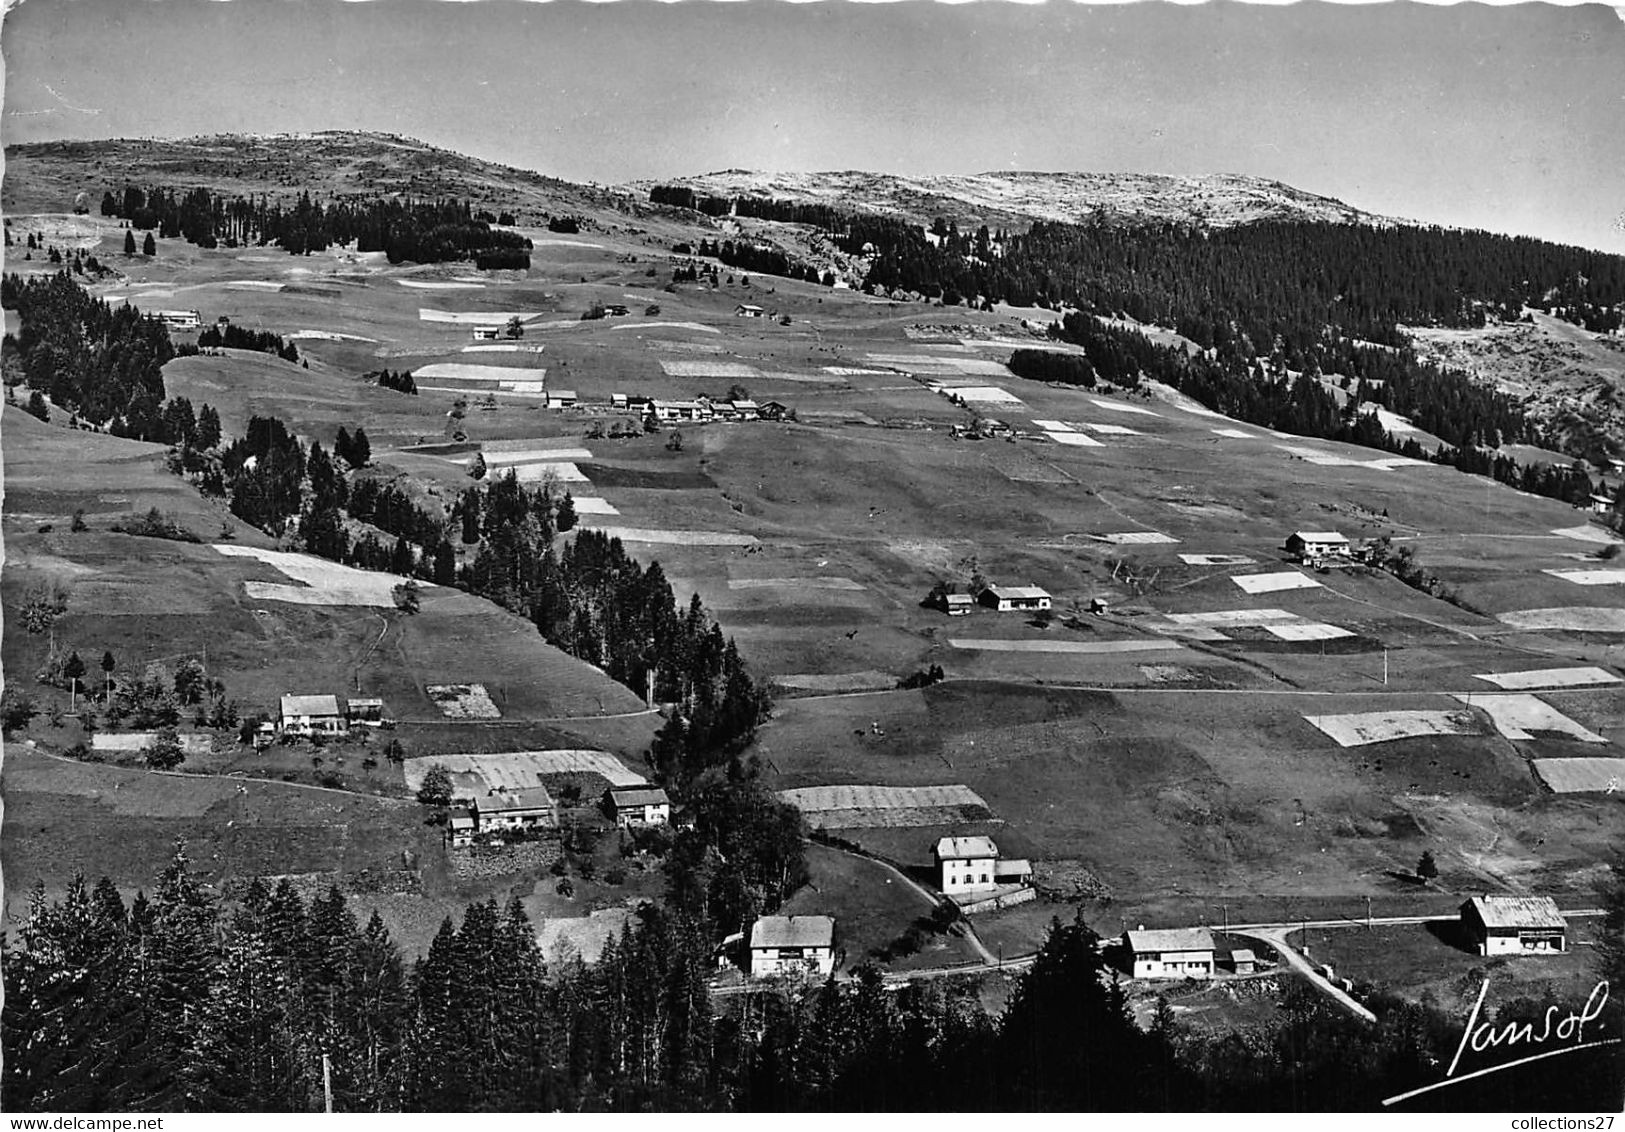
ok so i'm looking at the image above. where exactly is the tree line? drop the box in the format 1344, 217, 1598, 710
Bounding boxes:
8, 846, 1620, 1112
99, 184, 532, 266
192, 322, 302, 362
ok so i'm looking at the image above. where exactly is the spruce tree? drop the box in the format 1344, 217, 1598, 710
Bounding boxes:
142, 232, 155, 256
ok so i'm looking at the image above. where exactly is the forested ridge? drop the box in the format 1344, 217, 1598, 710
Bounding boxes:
98, 184, 532, 266
6, 848, 1621, 1112
0, 271, 218, 444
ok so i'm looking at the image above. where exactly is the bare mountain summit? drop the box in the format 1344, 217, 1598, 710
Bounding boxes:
631, 169, 1397, 230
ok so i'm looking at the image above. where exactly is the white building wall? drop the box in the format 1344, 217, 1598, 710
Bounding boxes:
1132, 950, 1215, 979
940, 856, 998, 894
750, 946, 834, 978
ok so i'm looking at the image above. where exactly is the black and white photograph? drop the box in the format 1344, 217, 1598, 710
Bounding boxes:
2, 0, 1624, 1117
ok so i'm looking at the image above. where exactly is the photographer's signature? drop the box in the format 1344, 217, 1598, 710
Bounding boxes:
1383, 976, 1619, 1105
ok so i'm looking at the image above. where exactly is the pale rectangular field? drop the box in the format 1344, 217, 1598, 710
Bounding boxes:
1090, 399, 1161, 417
223, 280, 285, 291
1232, 571, 1322, 594
1211, 428, 1256, 439
950, 638, 1185, 654
579, 525, 759, 546
418, 386, 549, 400
420, 308, 543, 324
416, 363, 548, 383
570, 497, 620, 515
505, 461, 590, 483
770, 671, 897, 693
778, 783, 988, 813
485, 449, 597, 464
1544, 569, 1625, 586
823, 366, 893, 376
1180, 553, 1257, 566
533, 238, 607, 249
1453, 693, 1608, 743
1048, 431, 1103, 447
426, 683, 502, 719
92, 733, 213, 754
1304, 710, 1481, 747
462, 344, 546, 354
1166, 608, 1297, 627
213, 544, 421, 607
1497, 608, 1625, 632
1096, 531, 1179, 545
1277, 444, 1392, 468
608, 320, 719, 334
403, 750, 646, 792
943, 357, 1015, 377
1265, 622, 1354, 641
951, 386, 1024, 405
1472, 667, 1620, 690
1032, 419, 1073, 431
291, 330, 377, 342
729, 577, 867, 591
658, 359, 761, 379
1533, 758, 1625, 794
1552, 525, 1624, 546
398, 279, 484, 290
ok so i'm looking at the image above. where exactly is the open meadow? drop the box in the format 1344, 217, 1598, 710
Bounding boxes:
4, 179, 1623, 995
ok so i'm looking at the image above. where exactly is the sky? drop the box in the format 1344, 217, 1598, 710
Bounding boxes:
3, 0, 1624, 253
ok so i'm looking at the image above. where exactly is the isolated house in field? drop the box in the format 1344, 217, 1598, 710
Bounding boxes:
1124, 927, 1216, 979
346, 698, 385, 727
603, 304, 629, 317
1460, 896, 1567, 956
157, 309, 202, 331
278, 694, 347, 738
471, 325, 502, 341
748, 915, 836, 978
472, 786, 559, 835
1285, 530, 1350, 562
979, 584, 1052, 612
605, 786, 672, 827
1589, 493, 1616, 516
736, 303, 764, 318
757, 400, 790, 422
934, 835, 1000, 894
547, 390, 578, 410
940, 592, 974, 616
447, 814, 476, 849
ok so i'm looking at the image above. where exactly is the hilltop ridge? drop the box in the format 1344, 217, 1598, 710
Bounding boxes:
628, 168, 1398, 231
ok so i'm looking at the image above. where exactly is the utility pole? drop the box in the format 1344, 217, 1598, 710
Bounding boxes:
322, 1052, 333, 1114
1383, 648, 1388, 686
1366, 895, 1373, 931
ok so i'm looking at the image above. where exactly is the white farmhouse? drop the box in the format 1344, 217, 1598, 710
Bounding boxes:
1460, 896, 1567, 956
749, 915, 835, 977
934, 835, 1000, 894
1124, 927, 1216, 979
